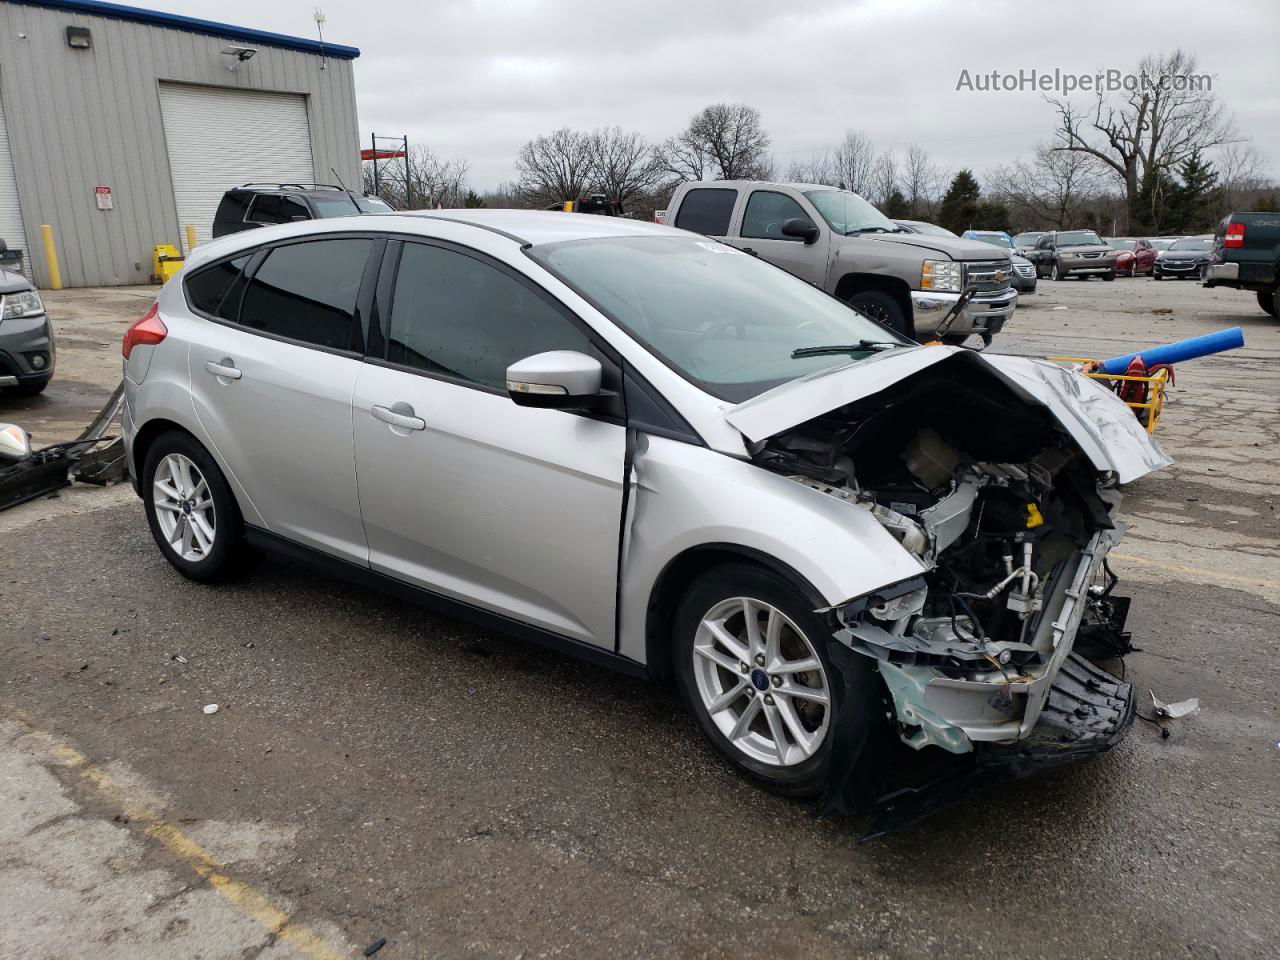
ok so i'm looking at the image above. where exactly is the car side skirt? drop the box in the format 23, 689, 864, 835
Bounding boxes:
244, 526, 650, 679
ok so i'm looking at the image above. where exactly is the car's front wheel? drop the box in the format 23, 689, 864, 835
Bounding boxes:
673, 563, 878, 797
844, 290, 908, 337
142, 430, 252, 583
1051, 260, 1066, 281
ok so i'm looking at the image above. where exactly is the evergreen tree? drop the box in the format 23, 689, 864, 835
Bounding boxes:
974, 202, 1009, 231
463, 189, 485, 208
1164, 151, 1220, 232
882, 189, 910, 218
939, 170, 980, 234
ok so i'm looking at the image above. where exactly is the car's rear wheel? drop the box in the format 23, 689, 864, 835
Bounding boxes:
673, 563, 878, 797
1261, 289, 1279, 317
844, 290, 908, 337
143, 431, 252, 583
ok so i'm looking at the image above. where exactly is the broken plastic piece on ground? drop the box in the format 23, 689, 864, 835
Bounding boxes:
363, 938, 387, 956
202, 703, 219, 715
1150, 690, 1199, 720
171, 654, 188, 664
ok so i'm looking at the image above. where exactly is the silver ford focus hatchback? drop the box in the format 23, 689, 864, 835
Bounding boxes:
123, 211, 1169, 806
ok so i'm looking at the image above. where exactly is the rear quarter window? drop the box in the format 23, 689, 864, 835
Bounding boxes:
674, 188, 738, 236
185, 254, 251, 320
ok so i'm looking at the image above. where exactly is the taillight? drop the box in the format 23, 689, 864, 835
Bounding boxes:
123, 303, 167, 359
1224, 223, 1245, 248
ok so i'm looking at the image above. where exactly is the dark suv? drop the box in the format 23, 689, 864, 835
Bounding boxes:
212, 184, 393, 238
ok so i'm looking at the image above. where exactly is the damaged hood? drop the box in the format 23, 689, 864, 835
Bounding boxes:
724, 347, 1171, 484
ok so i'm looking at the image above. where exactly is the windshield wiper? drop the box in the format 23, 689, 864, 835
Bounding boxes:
791, 341, 900, 358
845, 226, 893, 235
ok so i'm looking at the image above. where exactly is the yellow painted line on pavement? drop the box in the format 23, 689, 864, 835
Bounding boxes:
1, 704, 346, 960
1111, 551, 1275, 592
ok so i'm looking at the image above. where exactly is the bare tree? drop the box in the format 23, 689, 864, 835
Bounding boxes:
658, 103, 772, 182
516, 128, 595, 207
362, 145, 469, 209
1215, 143, 1272, 213
588, 127, 664, 206
988, 144, 1108, 229
1048, 49, 1239, 232
902, 144, 945, 218
870, 149, 899, 207
786, 149, 837, 185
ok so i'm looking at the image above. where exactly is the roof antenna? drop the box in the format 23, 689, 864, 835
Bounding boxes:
313, 9, 327, 69
331, 167, 360, 212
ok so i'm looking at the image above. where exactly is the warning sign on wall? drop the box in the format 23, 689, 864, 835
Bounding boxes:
95, 185, 113, 210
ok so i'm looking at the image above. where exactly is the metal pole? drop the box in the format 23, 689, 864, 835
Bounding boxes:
403, 135, 412, 209
371, 132, 379, 199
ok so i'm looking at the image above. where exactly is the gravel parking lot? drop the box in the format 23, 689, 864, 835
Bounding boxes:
2, 275, 1277, 959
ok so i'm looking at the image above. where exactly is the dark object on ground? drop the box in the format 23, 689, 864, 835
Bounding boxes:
363, 937, 387, 956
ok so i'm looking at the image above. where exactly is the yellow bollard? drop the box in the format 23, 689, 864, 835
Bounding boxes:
185, 224, 197, 252
40, 224, 62, 290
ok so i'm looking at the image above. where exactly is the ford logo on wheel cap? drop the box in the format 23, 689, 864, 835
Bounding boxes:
750, 668, 770, 691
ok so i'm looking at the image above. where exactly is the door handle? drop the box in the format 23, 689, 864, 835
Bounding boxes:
203, 358, 242, 380
372, 402, 426, 432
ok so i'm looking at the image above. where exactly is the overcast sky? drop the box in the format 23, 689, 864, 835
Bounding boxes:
167, 0, 1280, 191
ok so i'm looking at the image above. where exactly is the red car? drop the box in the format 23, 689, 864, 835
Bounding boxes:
1106, 237, 1157, 276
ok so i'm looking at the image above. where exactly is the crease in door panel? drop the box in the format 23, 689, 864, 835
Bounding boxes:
350, 366, 373, 566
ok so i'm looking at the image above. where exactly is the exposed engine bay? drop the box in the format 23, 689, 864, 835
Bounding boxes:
749, 364, 1136, 757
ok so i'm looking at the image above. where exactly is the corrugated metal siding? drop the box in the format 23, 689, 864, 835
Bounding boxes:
0, 84, 29, 276
0, 3, 360, 287
159, 84, 314, 251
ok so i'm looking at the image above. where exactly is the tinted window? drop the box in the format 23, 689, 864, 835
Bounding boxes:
742, 191, 811, 240
247, 195, 310, 225
238, 239, 371, 350
674, 188, 737, 236
186, 255, 251, 319
387, 242, 591, 390
310, 193, 362, 218
214, 193, 250, 225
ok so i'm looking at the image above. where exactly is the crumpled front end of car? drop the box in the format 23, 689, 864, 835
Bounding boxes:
741, 351, 1163, 769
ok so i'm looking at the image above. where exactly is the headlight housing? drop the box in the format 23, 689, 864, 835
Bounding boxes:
921, 259, 962, 293
1, 290, 45, 321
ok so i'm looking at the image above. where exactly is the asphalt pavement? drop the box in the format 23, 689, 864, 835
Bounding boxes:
1, 275, 1277, 959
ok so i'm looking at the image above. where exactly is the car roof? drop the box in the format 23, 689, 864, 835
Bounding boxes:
398, 209, 679, 245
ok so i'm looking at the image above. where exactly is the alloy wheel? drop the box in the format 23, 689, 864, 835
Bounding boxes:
152, 453, 216, 562
691, 597, 831, 767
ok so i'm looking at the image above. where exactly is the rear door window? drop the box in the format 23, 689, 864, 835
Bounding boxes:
185, 254, 251, 320
673, 188, 737, 237
246, 195, 310, 225
238, 238, 373, 351
741, 191, 809, 240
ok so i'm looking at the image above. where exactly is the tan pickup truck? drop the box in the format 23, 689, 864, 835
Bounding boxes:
663, 181, 1018, 344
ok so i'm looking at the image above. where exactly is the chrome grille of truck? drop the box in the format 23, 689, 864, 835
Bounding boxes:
963, 260, 1013, 293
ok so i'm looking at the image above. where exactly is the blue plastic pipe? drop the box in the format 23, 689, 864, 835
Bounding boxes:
1099, 327, 1245, 375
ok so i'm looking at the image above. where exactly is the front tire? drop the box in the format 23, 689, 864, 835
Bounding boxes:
1103, 270, 1116, 281
5, 376, 50, 396
142, 430, 252, 583
1052, 260, 1066, 281
844, 290, 908, 337
672, 563, 879, 797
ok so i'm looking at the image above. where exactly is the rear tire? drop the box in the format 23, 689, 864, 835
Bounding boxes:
1261, 289, 1279, 317
844, 289, 909, 337
142, 430, 253, 583
672, 562, 880, 798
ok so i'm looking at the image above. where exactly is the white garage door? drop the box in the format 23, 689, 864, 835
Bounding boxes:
159, 83, 315, 252
0, 87, 28, 277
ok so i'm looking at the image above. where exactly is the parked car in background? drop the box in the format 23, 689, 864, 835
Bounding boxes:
1203, 211, 1280, 316
1153, 235, 1214, 280
0, 258, 54, 395
1025, 230, 1118, 281
1013, 231, 1047, 255
1146, 237, 1183, 257
664, 182, 1018, 344
1105, 238, 1157, 277
957, 230, 1037, 294
121, 210, 1167, 803
212, 183, 394, 238
894, 219, 957, 238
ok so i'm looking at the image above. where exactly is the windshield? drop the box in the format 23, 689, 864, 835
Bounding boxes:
1057, 230, 1103, 247
972, 234, 1013, 250
904, 221, 957, 238
355, 195, 394, 213
1013, 232, 1044, 247
1149, 238, 1176, 249
1109, 239, 1136, 250
309, 193, 363, 217
532, 236, 909, 403
1170, 237, 1213, 251
803, 190, 898, 235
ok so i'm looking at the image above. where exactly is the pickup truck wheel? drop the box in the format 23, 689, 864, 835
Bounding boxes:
672, 563, 879, 797
844, 290, 907, 335
1051, 260, 1066, 281
1260, 289, 1279, 317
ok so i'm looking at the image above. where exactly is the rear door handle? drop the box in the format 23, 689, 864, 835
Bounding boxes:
203, 358, 242, 380
372, 402, 426, 432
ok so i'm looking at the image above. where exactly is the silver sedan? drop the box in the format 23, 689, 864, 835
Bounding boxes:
121, 211, 1168, 804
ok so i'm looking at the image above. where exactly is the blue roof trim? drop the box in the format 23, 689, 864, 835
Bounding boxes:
14, 0, 360, 59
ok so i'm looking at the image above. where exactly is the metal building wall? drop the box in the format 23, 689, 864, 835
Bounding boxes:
0, 3, 360, 287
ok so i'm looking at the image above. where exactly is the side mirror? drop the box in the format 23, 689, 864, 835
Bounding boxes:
781, 217, 820, 244
0, 423, 32, 462
506, 351, 603, 409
